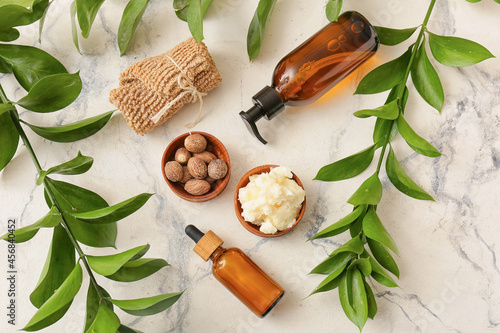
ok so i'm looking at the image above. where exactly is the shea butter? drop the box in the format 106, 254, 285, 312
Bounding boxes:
238, 166, 305, 234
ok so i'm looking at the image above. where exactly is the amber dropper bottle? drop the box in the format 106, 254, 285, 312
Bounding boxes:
185, 225, 284, 317
240, 11, 379, 144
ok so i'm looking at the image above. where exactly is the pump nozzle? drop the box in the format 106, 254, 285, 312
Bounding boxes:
240, 107, 267, 144
239, 86, 285, 145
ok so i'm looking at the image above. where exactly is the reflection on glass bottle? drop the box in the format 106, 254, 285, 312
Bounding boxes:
240, 11, 379, 144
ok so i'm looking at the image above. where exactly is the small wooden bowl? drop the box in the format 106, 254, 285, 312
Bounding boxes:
162, 132, 231, 202
234, 165, 306, 238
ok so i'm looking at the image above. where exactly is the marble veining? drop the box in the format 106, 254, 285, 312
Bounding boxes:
1, 0, 500, 332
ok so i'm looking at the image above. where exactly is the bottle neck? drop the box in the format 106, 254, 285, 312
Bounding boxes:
253, 86, 286, 120
209, 246, 225, 262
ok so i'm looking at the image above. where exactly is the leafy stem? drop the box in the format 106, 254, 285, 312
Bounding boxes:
397, 0, 436, 99
312, 0, 495, 331
1, 51, 181, 328
376, 0, 437, 175
0, 83, 105, 300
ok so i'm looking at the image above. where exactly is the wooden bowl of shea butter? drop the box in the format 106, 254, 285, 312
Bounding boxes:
234, 165, 306, 238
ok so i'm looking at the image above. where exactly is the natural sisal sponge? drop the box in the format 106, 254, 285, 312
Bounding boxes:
109, 38, 222, 135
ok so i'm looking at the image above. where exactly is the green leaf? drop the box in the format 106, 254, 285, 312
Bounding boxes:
17, 72, 82, 112
397, 114, 442, 157
0, 111, 19, 171
87, 244, 150, 276
0, 56, 11, 73
0, 206, 61, 243
0, 43, 67, 91
174, 0, 211, 22
362, 206, 399, 255
309, 273, 342, 296
309, 205, 365, 240
428, 32, 495, 67
247, 0, 277, 60
373, 86, 408, 144
0, 103, 15, 115
37, 0, 51, 42
339, 271, 354, 316
310, 251, 355, 275
367, 238, 400, 278
25, 229, 75, 331
0, 0, 33, 6
30, 226, 75, 308
349, 213, 364, 238
37, 151, 93, 185
23, 110, 115, 142
0, 28, 20, 41
44, 178, 107, 213
325, 0, 342, 22
118, 0, 150, 55
23, 263, 83, 331
44, 178, 117, 248
70, 0, 81, 54
174, 5, 188, 21
386, 147, 434, 201
339, 269, 368, 331
84, 283, 112, 332
351, 269, 368, 329
71, 193, 153, 224
110, 291, 184, 316
199, 0, 213, 17
175, 2, 189, 20
129, 244, 150, 261
76, 0, 105, 39
355, 48, 412, 95
85, 304, 120, 333
0, 0, 49, 31
173, 0, 189, 10
187, 0, 203, 42
0, 0, 35, 5
363, 280, 377, 319
117, 325, 144, 333
348, 173, 383, 206
330, 236, 365, 257
369, 257, 398, 287
411, 38, 444, 112
374, 26, 418, 46
23, 304, 71, 332
348, 258, 372, 277
354, 99, 399, 120
70, 213, 118, 248
465, 0, 482, 2
106, 258, 169, 282
314, 144, 377, 182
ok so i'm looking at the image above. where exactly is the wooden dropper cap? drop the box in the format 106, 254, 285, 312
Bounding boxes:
185, 225, 223, 261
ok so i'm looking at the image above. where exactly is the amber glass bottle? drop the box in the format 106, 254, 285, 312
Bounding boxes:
240, 11, 379, 144
185, 225, 284, 317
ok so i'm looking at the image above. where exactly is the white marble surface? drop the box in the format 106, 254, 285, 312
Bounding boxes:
1, 0, 500, 332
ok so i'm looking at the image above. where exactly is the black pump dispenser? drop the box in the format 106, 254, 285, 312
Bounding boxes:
239, 86, 286, 144
238, 11, 379, 144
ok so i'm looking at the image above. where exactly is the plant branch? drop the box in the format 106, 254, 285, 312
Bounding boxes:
376, 0, 436, 175
396, 0, 436, 99
0, 84, 10, 103
0, 83, 104, 299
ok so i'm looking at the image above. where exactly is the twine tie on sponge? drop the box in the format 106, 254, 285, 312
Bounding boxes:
109, 38, 222, 135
